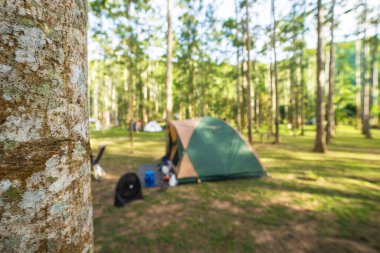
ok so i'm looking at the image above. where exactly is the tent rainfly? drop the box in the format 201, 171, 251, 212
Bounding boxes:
167, 117, 267, 183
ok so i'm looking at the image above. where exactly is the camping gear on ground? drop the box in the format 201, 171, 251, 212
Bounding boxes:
145, 170, 155, 187
144, 121, 163, 132
92, 164, 106, 180
162, 165, 169, 175
169, 174, 178, 187
114, 173, 143, 207
91, 145, 106, 181
167, 117, 267, 183
137, 164, 164, 188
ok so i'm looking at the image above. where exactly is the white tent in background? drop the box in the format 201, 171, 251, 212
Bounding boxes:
144, 121, 163, 132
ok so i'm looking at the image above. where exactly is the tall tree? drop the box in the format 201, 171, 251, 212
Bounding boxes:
166, 0, 173, 121
361, 2, 371, 138
370, 14, 379, 125
245, 0, 253, 144
314, 0, 327, 152
0, 1, 93, 252
326, 0, 336, 144
235, 0, 242, 130
271, 0, 280, 144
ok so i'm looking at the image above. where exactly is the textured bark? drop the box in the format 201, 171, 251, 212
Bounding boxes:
165, 0, 173, 121
326, 0, 335, 144
0, 1, 93, 252
314, 0, 327, 152
245, 0, 253, 144
271, 0, 280, 144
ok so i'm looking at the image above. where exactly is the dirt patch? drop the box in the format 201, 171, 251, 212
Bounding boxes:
147, 202, 184, 215
267, 192, 320, 211
234, 192, 253, 202
211, 200, 242, 214
251, 221, 318, 253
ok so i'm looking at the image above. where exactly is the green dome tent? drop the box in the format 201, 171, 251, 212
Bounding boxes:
167, 117, 267, 183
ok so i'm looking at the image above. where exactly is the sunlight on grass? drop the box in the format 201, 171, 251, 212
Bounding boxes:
90, 126, 380, 253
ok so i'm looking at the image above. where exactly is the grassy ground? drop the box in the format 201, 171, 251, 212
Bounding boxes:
90, 125, 380, 253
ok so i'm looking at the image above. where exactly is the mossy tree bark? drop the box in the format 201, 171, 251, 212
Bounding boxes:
0, 1, 93, 252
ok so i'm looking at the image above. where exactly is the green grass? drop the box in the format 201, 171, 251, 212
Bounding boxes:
91, 125, 380, 253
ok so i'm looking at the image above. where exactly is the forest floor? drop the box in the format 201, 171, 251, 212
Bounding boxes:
90, 125, 380, 253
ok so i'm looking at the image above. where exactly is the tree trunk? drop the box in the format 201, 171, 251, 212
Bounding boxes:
166, 0, 173, 121
370, 31, 379, 126
355, 40, 362, 129
254, 61, 260, 130
0, 1, 93, 252
290, 57, 297, 132
104, 66, 111, 129
128, 66, 134, 148
235, 0, 241, 131
300, 55, 306, 136
314, 0, 327, 152
271, 0, 280, 144
363, 40, 372, 138
245, 0, 253, 144
373, 60, 379, 126
326, 0, 335, 144
268, 63, 274, 135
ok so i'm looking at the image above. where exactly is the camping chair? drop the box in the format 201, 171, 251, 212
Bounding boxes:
91, 145, 106, 180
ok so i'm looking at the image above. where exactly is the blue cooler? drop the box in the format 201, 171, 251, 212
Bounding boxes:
145, 170, 155, 187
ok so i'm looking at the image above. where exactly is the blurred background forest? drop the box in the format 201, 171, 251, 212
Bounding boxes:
87, 0, 379, 145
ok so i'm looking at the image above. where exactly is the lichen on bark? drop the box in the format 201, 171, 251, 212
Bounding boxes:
0, 1, 93, 252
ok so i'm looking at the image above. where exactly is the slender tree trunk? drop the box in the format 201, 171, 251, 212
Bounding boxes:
370, 31, 379, 125
314, 0, 327, 152
255, 61, 260, 130
235, 0, 241, 130
104, 65, 111, 129
128, 67, 134, 148
268, 63, 274, 135
241, 45, 247, 129
326, 0, 335, 144
166, 0, 173, 121
245, 0, 253, 144
373, 60, 379, 125
0, 1, 93, 252
355, 40, 362, 129
295, 60, 300, 130
285, 70, 291, 124
290, 58, 297, 132
363, 39, 372, 138
300, 55, 306, 136
271, 0, 280, 144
